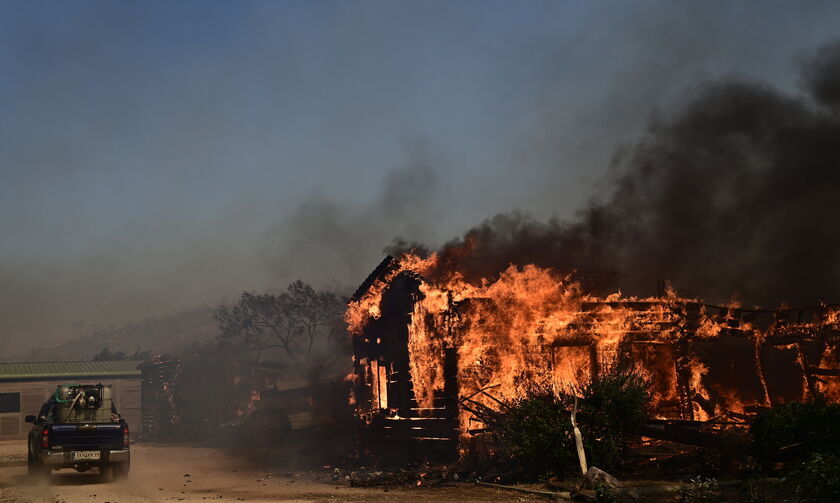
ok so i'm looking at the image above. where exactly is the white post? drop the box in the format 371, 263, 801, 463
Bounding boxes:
571, 395, 588, 475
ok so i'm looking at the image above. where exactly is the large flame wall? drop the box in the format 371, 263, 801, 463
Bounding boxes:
348, 254, 840, 441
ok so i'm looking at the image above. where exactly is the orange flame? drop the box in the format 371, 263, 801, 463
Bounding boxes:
348, 253, 840, 438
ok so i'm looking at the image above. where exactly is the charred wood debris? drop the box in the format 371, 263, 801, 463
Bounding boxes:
139, 355, 350, 445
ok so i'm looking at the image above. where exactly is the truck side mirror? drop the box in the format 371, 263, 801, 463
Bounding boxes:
24, 415, 36, 423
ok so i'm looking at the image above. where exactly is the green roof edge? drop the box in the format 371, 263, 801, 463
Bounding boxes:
0, 360, 143, 381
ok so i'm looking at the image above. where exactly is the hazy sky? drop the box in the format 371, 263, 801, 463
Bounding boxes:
2, 1, 840, 349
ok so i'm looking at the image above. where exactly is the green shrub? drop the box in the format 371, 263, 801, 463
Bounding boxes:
671, 477, 720, 503
491, 389, 576, 477
575, 366, 652, 467
789, 452, 840, 503
487, 366, 652, 478
750, 399, 840, 468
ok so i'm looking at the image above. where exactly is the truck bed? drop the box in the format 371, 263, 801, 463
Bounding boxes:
49, 423, 123, 451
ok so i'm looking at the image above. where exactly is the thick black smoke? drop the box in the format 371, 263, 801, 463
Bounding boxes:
403, 42, 840, 307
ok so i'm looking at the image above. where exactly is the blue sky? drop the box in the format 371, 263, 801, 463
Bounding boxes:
1, 1, 839, 347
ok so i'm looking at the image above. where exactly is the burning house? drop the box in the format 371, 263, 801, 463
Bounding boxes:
347, 255, 840, 459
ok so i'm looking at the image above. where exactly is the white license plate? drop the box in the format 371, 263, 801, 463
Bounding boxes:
71, 450, 100, 461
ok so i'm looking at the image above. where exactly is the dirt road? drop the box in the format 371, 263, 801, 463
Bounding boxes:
0, 441, 537, 503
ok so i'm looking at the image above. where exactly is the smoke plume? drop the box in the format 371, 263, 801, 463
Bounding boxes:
406, 41, 840, 307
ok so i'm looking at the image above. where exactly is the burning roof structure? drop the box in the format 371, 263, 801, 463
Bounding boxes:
347, 254, 840, 459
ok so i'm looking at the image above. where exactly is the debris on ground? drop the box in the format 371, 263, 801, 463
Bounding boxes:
582, 466, 621, 489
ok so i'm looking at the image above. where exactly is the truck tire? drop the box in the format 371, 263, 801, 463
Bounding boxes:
27, 450, 49, 479
112, 460, 130, 480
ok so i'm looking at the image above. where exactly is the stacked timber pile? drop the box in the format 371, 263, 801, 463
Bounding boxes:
139, 357, 180, 441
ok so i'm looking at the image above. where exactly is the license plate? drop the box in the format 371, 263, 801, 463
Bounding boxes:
71, 451, 100, 461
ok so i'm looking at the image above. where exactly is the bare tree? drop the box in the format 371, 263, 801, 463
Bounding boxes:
214, 280, 347, 377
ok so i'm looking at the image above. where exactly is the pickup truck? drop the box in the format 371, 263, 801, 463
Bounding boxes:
25, 384, 130, 479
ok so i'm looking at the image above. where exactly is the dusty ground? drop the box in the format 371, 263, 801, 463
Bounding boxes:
0, 441, 540, 503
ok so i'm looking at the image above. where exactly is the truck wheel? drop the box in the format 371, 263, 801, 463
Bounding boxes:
27, 450, 49, 479
112, 460, 130, 480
